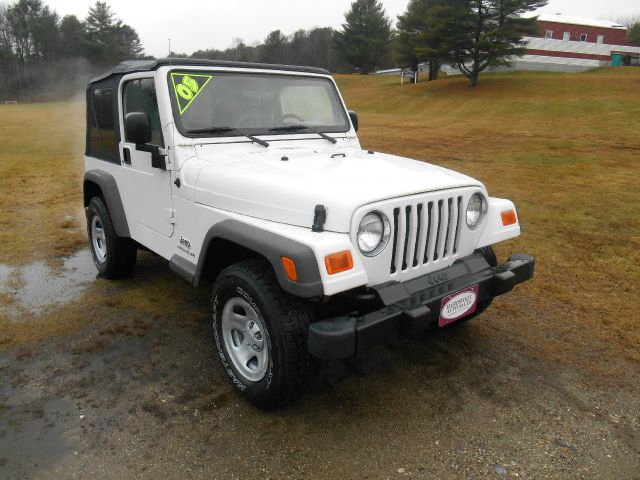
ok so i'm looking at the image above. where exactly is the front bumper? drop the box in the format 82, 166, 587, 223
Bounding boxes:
308, 252, 535, 359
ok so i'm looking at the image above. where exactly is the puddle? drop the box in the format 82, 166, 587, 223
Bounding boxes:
0, 395, 78, 477
0, 250, 97, 318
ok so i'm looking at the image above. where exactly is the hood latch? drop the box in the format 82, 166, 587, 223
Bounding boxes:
312, 205, 327, 233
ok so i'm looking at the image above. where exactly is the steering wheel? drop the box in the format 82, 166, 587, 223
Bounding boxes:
281, 113, 305, 123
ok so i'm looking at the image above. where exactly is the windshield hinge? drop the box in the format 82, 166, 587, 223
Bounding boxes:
164, 208, 176, 224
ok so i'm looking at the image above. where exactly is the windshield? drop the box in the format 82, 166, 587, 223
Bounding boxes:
168, 71, 350, 137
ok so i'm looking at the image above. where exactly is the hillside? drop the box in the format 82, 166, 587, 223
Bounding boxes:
336, 69, 640, 359
0, 68, 639, 479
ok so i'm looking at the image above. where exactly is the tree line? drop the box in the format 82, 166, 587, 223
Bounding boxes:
184, 28, 356, 74
174, 0, 554, 87
175, 2, 395, 76
0, 0, 143, 100
344, 0, 547, 86
1, 0, 639, 100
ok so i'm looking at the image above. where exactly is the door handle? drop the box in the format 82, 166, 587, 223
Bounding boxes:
122, 147, 131, 165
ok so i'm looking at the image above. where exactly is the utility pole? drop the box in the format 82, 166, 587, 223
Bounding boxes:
168, 38, 171, 56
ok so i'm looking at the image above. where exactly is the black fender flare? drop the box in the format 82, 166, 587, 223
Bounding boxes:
83, 170, 130, 238
194, 220, 324, 298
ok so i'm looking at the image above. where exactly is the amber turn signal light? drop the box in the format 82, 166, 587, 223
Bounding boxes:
501, 209, 517, 226
325, 251, 353, 275
281, 256, 298, 282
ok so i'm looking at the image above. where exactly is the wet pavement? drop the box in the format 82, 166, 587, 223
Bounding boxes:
0, 253, 638, 479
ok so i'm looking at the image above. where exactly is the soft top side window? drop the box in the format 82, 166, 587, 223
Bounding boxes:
122, 78, 164, 147
88, 87, 118, 162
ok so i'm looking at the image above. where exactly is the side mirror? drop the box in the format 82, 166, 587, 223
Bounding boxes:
348, 111, 359, 132
125, 112, 152, 145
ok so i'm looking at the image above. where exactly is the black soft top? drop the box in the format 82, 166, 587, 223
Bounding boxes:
89, 58, 331, 85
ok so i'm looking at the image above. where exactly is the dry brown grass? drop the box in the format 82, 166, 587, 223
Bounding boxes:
0, 69, 638, 361
0, 101, 87, 265
0, 100, 208, 345
336, 68, 640, 359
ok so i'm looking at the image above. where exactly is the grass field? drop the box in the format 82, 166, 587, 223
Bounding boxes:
0, 101, 86, 263
0, 68, 639, 478
338, 69, 640, 364
0, 68, 639, 360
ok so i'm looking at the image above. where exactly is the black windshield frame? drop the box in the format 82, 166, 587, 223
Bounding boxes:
167, 70, 351, 140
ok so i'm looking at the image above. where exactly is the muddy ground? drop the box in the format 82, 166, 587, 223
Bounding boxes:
0, 251, 638, 479
1, 74, 639, 478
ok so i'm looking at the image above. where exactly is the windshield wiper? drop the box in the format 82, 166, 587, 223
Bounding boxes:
269, 125, 337, 144
186, 127, 269, 148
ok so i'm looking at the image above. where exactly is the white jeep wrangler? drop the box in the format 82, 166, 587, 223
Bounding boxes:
84, 59, 535, 409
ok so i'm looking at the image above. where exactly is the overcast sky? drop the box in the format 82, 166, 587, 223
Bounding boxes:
47, 0, 639, 57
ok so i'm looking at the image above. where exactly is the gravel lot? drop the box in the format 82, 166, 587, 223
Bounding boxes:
0, 252, 638, 479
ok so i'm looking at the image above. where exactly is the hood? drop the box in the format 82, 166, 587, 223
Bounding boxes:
192, 145, 482, 233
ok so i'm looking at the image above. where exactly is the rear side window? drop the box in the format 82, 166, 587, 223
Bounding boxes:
123, 78, 164, 147
88, 87, 118, 161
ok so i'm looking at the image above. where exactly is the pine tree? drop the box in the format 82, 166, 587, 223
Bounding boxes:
30, 4, 60, 59
334, 0, 392, 74
259, 30, 287, 63
85, 1, 114, 43
84, 1, 143, 64
395, 0, 452, 81
60, 15, 87, 58
442, 0, 547, 87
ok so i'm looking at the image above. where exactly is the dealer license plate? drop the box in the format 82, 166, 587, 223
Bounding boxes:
438, 284, 479, 327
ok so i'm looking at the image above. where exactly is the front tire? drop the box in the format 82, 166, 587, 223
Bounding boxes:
473, 246, 498, 315
86, 197, 136, 279
211, 260, 317, 409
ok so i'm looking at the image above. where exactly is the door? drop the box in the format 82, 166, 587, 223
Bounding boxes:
120, 77, 174, 237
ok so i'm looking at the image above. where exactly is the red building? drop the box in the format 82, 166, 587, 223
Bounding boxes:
439, 13, 640, 76
524, 14, 640, 68
537, 14, 627, 46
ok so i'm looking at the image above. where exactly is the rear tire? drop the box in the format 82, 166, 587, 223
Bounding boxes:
86, 197, 136, 279
211, 259, 317, 410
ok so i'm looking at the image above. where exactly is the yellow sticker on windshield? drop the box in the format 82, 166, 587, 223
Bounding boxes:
170, 72, 212, 114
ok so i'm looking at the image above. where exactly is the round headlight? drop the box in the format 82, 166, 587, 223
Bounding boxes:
466, 193, 488, 229
357, 211, 390, 256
